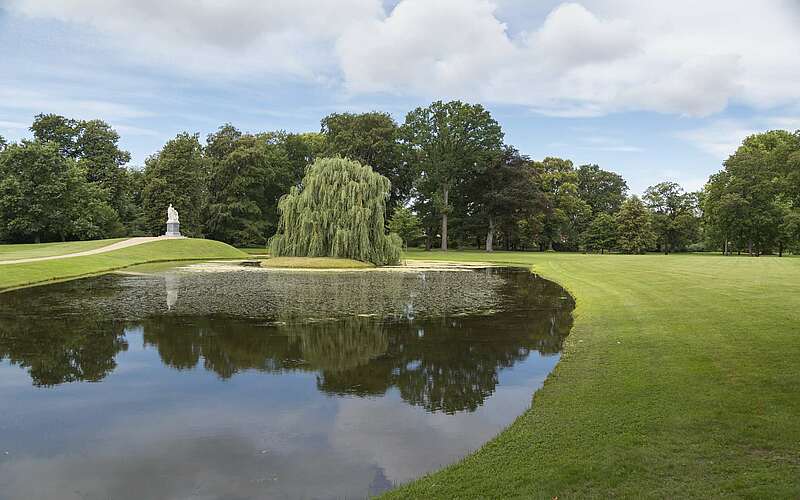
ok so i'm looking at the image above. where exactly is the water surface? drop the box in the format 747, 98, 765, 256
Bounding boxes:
0, 264, 573, 499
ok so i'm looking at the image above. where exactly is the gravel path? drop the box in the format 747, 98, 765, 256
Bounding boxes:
0, 236, 182, 265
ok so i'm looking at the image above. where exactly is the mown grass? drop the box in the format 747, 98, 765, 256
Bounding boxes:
236, 247, 270, 256
0, 238, 247, 291
383, 249, 800, 499
0, 238, 126, 261
261, 256, 373, 269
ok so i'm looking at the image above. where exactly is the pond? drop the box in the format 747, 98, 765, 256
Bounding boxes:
0, 263, 574, 499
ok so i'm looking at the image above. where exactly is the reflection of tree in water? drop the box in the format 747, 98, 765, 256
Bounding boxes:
0, 316, 127, 387
0, 268, 574, 412
141, 318, 389, 379
142, 271, 574, 413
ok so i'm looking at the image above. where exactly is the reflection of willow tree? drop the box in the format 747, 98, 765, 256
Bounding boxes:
0, 313, 127, 387
142, 317, 388, 379
142, 270, 573, 413
0, 268, 573, 411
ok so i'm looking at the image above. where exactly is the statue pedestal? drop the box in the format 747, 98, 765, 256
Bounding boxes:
165, 222, 181, 237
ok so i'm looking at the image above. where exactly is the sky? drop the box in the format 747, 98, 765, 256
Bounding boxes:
1, 0, 799, 194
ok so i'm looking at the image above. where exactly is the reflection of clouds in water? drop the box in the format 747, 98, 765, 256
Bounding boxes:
0, 361, 557, 499
330, 362, 555, 485
0, 403, 378, 500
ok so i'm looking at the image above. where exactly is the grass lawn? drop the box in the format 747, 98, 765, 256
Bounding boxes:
383, 249, 800, 498
237, 247, 270, 256
0, 238, 126, 261
0, 238, 247, 291
261, 256, 373, 269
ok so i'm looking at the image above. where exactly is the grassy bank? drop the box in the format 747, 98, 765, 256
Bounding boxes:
385, 250, 800, 498
0, 238, 247, 291
0, 238, 126, 261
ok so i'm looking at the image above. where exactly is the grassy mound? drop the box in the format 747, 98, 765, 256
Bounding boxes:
0, 238, 247, 291
261, 256, 373, 269
383, 249, 800, 499
0, 238, 127, 261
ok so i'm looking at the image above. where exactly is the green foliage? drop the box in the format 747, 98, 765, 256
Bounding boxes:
388, 207, 423, 248
269, 157, 401, 265
141, 132, 207, 237
204, 125, 300, 247
576, 164, 628, 215
583, 213, 618, 253
616, 196, 655, 254
0, 140, 119, 243
535, 157, 591, 251
30, 114, 133, 229
472, 147, 544, 251
402, 100, 504, 250
703, 130, 800, 255
321, 112, 411, 210
644, 181, 701, 253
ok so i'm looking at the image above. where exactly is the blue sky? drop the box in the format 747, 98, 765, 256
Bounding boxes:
2, 0, 799, 194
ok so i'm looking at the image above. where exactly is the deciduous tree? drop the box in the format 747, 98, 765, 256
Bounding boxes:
616, 196, 654, 254
402, 101, 503, 251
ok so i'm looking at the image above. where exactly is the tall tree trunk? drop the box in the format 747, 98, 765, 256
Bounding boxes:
485, 216, 494, 252
779, 241, 784, 257
748, 240, 753, 256
440, 186, 448, 251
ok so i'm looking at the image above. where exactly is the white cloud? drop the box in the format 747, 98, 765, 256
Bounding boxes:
5, 0, 800, 118
6, 0, 384, 78
0, 86, 153, 120
676, 119, 758, 159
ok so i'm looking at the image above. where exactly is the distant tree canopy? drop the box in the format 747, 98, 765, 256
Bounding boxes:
321, 112, 411, 211
269, 157, 402, 265
0, 140, 119, 243
141, 132, 206, 237
402, 100, 504, 251
2, 106, 799, 256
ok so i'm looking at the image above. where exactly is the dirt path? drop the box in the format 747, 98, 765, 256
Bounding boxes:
0, 237, 181, 265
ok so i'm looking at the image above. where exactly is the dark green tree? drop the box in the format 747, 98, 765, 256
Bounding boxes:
703, 131, 797, 255
30, 113, 80, 156
576, 164, 628, 215
535, 157, 591, 251
472, 147, 543, 252
644, 181, 700, 253
584, 213, 618, 254
388, 207, 423, 249
204, 125, 297, 246
141, 132, 207, 236
321, 112, 411, 210
402, 100, 504, 250
30, 114, 133, 231
0, 140, 118, 242
616, 196, 655, 254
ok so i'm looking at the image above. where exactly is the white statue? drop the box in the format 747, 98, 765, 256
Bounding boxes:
167, 204, 179, 223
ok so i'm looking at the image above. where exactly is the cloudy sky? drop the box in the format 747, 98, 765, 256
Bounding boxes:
2, 0, 799, 193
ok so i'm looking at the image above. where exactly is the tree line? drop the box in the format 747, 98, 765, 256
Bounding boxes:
1, 104, 798, 255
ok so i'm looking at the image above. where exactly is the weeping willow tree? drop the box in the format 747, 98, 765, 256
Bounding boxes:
269, 157, 402, 265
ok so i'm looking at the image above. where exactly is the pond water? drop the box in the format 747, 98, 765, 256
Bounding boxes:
0, 264, 573, 499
